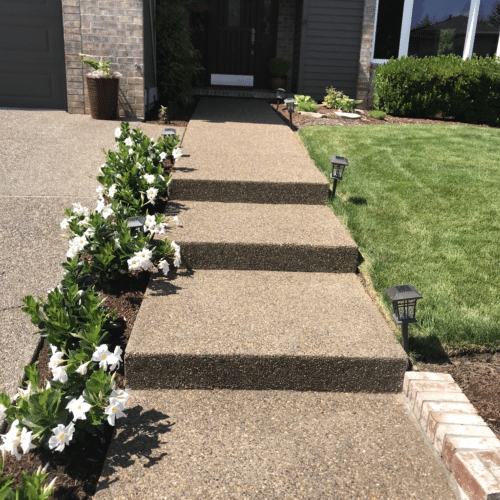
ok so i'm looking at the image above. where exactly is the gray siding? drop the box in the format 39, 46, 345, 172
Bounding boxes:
297, 0, 364, 102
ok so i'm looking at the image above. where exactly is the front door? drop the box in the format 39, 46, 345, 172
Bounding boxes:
208, 0, 277, 88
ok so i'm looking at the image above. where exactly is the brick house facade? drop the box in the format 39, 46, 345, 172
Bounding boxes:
62, 0, 149, 119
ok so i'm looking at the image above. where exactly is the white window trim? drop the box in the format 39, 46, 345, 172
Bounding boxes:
371, 0, 491, 64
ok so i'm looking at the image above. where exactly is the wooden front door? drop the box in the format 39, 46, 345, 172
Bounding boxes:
208, 0, 278, 88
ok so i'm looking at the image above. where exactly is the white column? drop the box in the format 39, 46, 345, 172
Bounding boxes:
496, 31, 500, 57
463, 0, 481, 60
398, 0, 415, 58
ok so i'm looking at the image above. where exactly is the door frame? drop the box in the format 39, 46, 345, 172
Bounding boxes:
207, 0, 279, 88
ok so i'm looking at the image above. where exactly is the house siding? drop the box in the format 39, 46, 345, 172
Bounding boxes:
297, 0, 364, 102
62, 0, 146, 119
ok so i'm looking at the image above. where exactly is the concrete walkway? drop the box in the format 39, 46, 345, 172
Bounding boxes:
93, 99, 459, 499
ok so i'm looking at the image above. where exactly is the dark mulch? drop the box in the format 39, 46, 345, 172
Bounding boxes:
272, 102, 496, 130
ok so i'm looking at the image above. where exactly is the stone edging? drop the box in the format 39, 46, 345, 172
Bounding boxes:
404, 371, 500, 499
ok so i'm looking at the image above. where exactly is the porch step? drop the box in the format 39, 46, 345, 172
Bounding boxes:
93, 390, 457, 500
189, 87, 293, 100
125, 270, 408, 392
169, 98, 329, 204
162, 201, 358, 273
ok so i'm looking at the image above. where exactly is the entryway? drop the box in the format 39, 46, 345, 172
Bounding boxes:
191, 0, 278, 89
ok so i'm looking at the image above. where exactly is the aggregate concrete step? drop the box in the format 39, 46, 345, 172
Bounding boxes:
169, 98, 330, 204
125, 270, 408, 392
94, 389, 459, 500
162, 201, 358, 273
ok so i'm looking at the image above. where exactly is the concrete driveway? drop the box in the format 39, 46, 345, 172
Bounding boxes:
0, 109, 167, 405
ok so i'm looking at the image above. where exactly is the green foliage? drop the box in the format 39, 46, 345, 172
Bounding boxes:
156, 0, 199, 104
0, 453, 56, 500
368, 110, 387, 120
437, 29, 455, 56
269, 58, 291, 77
78, 54, 118, 79
294, 95, 318, 112
372, 54, 500, 127
158, 105, 169, 124
322, 87, 362, 113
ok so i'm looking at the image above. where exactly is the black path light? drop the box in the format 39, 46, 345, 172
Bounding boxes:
284, 98, 296, 129
385, 285, 423, 354
276, 88, 285, 110
329, 156, 349, 199
162, 128, 176, 138
126, 216, 146, 235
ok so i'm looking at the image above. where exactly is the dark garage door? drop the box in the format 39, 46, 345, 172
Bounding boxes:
0, 0, 67, 109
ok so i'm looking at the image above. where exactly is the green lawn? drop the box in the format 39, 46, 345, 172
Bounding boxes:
298, 124, 500, 356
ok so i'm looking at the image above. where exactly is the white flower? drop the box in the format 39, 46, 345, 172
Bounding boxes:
70, 235, 88, 252
104, 398, 127, 426
157, 175, 165, 182
48, 422, 75, 452
0, 403, 6, 419
172, 147, 183, 160
76, 361, 90, 375
136, 162, 144, 170
77, 216, 90, 226
20, 427, 36, 454
66, 396, 91, 422
127, 256, 142, 271
92, 344, 120, 371
110, 388, 131, 407
84, 228, 95, 239
140, 259, 153, 271
136, 247, 153, 262
116, 174, 122, 179
128, 148, 134, 155
0, 420, 22, 460
146, 187, 158, 202
171, 241, 181, 266
158, 260, 170, 275
124, 137, 133, 147
52, 365, 68, 383
174, 257, 181, 268
49, 351, 64, 371
114, 127, 122, 139
60, 218, 70, 230
49, 344, 58, 355
145, 215, 156, 228
17, 382, 33, 399
108, 184, 117, 198
101, 205, 114, 219
96, 185, 104, 195
143, 174, 155, 184
109, 346, 123, 371
151, 266, 159, 273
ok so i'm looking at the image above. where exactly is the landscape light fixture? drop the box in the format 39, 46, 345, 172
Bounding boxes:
162, 128, 176, 138
384, 285, 423, 354
329, 156, 349, 198
284, 98, 296, 129
126, 216, 146, 235
276, 88, 285, 109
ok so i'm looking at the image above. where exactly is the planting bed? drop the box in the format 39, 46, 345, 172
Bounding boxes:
273, 102, 496, 130
1, 270, 150, 499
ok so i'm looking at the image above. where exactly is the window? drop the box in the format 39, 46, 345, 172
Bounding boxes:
372, 0, 500, 62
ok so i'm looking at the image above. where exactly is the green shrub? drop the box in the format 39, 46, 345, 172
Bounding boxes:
369, 110, 387, 120
294, 95, 318, 112
322, 87, 362, 112
157, 0, 199, 104
372, 54, 500, 127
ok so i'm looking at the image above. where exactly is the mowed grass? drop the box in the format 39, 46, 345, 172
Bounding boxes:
299, 124, 500, 356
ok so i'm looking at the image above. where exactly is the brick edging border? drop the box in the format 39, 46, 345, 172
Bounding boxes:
404, 371, 500, 500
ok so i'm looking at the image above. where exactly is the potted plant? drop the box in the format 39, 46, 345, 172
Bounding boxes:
269, 57, 291, 90
79, 53, 122, 120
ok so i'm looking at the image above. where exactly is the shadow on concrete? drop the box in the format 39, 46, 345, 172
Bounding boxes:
94, 406, 174, 493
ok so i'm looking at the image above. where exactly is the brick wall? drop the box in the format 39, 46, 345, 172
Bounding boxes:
356, 0, 377, 109
61, 0, 145, 119
276, 0, 295, 88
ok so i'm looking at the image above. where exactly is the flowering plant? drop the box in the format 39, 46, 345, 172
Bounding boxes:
79, 53, 122, 79
0, 122, 182, 466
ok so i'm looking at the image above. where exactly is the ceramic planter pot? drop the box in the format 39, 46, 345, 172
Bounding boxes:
86, 76, 119, 120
